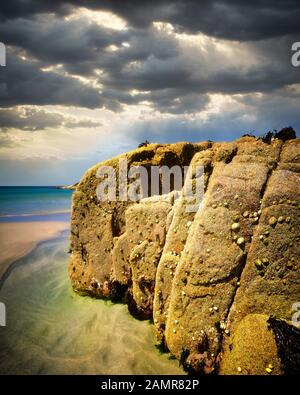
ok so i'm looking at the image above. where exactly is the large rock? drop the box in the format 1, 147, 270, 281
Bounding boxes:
68, 136, 300, 374
164, 138, 282, 373
221, 139, 300, 371
68, 142, 197, 298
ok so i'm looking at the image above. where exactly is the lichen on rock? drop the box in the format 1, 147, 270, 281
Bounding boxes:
68, 136, 300, 374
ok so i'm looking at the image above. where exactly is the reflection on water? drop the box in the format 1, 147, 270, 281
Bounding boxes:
0, 235, 183, 375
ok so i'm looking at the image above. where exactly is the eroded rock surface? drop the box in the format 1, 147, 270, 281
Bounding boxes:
126, 195, 173, 318
220, 139, 300, 373
153, 146, 213, 341
68, 142, 197, 298
220, 314, 283, 375
69, 137, 300, 374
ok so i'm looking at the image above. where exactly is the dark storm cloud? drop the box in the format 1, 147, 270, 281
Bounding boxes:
0, 107, 101, 131
93, 0, 300, 41
0, 48, 105, 109
0, 15, 129, 76
104, 54, 300, 95
1, 1, 300, 41
0, 1, 299, 121
1, 14, 299, 115
0, 14, 179, 75
0, 14, 186, 111
0, 107, 64, 130
0, 0, 71, 20
148, 91, 210, 114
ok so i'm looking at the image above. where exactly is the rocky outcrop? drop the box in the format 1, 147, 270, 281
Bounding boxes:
153, 145, 213, 340
69, 142, 197, 297
220, 139, 300, 373
68, 137, 300, 375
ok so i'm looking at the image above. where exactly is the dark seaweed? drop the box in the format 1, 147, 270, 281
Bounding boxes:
268, 317, 300, 375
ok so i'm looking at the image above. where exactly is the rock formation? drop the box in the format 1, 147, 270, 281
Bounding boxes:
68, 136, 300, 375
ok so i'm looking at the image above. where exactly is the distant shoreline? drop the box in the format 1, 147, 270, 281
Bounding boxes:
56, 183, 78, 190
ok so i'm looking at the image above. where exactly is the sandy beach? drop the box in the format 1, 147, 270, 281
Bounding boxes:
0, 221, 69, 280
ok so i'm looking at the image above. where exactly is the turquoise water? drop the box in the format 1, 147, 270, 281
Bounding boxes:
0, 186, 73, 222
0, 235, 183, 374
0, 187, 183, 374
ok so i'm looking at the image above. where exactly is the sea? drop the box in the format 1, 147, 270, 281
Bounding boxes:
0, 186, 73, 222
0, 187, 183, 374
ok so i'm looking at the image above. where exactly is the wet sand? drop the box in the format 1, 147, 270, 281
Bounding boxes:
0, 221, 69, 280
0, 233, 184, 374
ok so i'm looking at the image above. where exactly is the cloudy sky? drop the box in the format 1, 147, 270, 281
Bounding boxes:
0, 0, 299, 185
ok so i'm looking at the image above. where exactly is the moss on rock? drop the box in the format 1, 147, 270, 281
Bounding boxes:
68, 136, 300, 374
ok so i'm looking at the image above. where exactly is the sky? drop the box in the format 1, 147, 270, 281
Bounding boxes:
0, 0, 299, 185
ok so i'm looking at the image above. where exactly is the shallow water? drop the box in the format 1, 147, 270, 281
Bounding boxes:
0, 234, 183, 375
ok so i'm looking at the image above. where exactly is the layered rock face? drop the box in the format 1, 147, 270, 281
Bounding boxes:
69, 137, 300, 375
